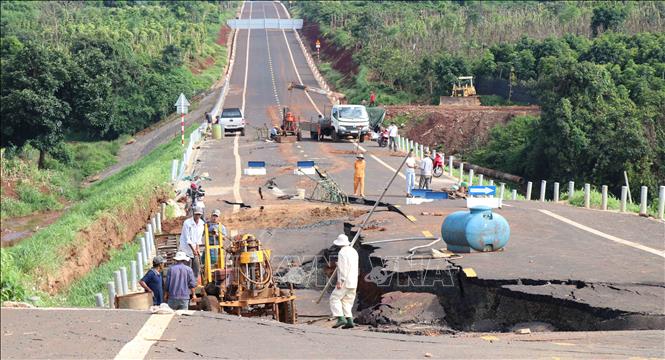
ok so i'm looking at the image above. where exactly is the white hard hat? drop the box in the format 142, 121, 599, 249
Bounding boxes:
212, 209, 221, 217
174, 251, 189, 261
193, 206, 203, 215
333, 234, 350, 247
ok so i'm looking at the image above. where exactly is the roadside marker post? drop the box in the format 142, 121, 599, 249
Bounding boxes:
553, 182, 560, 202
526, 181, 532, 200
120, 267, 129, 295
540, 180, 547, 202
488, 180, 494, 198
448, 156, 454, 177
584, 183, 591, 208
130, 260, 137, 291
478, 174, 484, 186
568, 181, 575, 203
468, 169, 474, 186
620, 186, 628, 212
499, 183, 505, 207
511, 189, 517, 200
95, 293, 104, 308
639, 186, 648, 216
107, 281, 116, 309
114, 271, 124, 296
137, 252, 144, 274
140, 236, 148, 266
175, 93, 190, 146
459, 162, 464, 182
658, 186, 665, 220
601, 185, 608, 210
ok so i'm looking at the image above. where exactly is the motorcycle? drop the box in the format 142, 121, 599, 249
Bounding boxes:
377, 129, 390, 147
432, 153, 444, 178
185, 176, 207, 217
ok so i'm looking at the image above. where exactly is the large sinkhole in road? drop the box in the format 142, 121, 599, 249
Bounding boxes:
217, 205, 662, 333
352, 240, 664, 333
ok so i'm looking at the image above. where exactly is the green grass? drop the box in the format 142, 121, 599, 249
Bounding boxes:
0, 124, 198, 303
0, 137, 127, 219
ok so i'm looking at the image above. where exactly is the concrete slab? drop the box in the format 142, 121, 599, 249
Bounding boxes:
0, 308, 151, 359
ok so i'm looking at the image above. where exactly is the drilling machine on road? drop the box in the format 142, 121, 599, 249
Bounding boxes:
196, 231, 297, 324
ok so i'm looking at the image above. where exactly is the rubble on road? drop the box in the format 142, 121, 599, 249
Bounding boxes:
358, 292, 447, 327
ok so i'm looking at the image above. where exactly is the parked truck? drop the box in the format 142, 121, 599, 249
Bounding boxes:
302, 104, 370, 142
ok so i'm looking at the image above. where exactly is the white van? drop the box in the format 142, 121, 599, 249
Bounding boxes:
219, 107, 245, 136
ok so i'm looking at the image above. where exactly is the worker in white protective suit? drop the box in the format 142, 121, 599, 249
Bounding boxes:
329, 234, 359, 329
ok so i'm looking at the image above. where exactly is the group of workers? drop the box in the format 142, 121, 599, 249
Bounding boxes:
137, 206, 360, 330
138, 206, 226, 311
354, 147, 453, 198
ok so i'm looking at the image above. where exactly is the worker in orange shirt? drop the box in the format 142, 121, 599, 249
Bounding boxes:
353, 154, 366, 198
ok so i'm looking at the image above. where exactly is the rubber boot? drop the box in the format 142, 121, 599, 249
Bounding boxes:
342, 317, 355, 329
332, 316, 347, 328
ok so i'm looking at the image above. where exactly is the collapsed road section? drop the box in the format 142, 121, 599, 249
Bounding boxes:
348, 200, 665, 333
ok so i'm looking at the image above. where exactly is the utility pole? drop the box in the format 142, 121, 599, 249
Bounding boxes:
174, 93, 190, 146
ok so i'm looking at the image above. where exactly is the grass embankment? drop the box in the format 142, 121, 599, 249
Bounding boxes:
0, 125, 197, 305
0, 138, 127, 219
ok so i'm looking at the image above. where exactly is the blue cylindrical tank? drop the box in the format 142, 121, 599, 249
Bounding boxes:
441, 206, 510, 253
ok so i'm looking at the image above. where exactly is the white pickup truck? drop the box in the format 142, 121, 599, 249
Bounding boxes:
302, 104, 370, 142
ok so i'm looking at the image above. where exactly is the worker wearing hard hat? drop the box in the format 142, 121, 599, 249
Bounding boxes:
353, 153, 366, 198
179, 206, 205, 282
330, 234, 359, 329
165, 251, 197, 310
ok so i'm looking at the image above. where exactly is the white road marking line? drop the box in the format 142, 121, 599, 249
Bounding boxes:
539, 209, 665, 258
233, 134, 242, 213
358, 145, 405, 180
114, 313, 174, 360
241, 1, 253, 114
272, 2, 322, 116
264, 8, 281, 109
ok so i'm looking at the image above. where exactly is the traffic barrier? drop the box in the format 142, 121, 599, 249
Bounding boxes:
640, 186, 648, 216
540, 180, 547, 202
526, 181, 532, 201
620, 186, 628, 212
601, 185, 608, 210
244, 161, 267, 176
584, 183, 591, 208
294, 160, 316, 175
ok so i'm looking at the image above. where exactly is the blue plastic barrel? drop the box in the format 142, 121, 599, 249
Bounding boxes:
441, 206, 510, 253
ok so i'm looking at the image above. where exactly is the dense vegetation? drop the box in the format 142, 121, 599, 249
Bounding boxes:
1, 139, 124, 218
295, 1, 664, 196
1, 1, 235, 168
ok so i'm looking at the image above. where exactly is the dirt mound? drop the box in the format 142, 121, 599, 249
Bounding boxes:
221, 204, 366, 230
159, 204, 366, 235
385, 105, 540, 154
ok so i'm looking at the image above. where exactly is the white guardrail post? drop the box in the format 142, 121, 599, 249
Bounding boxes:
526, 181, 532, 201
553, 182, 559, 202
658, 185, 665, 220
639, 186, 648, 216
584, 183, 591, 208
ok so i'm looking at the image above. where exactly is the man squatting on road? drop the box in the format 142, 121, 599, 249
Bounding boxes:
330, 234, 359, 329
